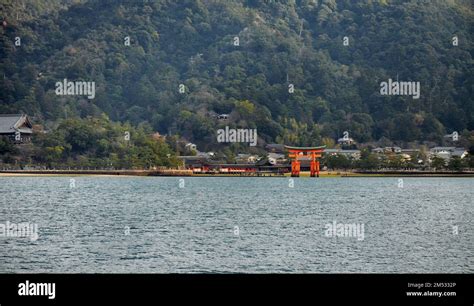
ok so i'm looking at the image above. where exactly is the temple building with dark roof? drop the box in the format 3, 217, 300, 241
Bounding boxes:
0, 114, 33, 143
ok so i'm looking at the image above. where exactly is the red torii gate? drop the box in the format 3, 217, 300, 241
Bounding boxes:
285, 145, 326, 177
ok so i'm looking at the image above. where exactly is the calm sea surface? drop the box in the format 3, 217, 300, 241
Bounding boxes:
0, 177, 472, 273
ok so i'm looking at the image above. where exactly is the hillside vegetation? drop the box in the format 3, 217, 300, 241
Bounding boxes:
1, 0, 473, 156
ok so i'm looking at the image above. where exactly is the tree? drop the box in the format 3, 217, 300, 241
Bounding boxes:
326, 154, 351, 170
235, 100, 256, 117
431, 156, 446, 170
357, 151, 380, 170
44, 146, 65, 165
321, 137, 335, 148
0, 136, 17, 155
386, 155, 407, 169
447, 156, 462, 171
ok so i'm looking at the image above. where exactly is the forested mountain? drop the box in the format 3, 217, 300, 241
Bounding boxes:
1, 0, 473, 152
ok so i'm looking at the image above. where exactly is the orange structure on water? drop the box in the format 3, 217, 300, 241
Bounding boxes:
285, 145, 326, 177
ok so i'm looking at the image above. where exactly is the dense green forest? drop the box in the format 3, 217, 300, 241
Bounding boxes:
1, 0, 473, 158
0, 115, 180, 168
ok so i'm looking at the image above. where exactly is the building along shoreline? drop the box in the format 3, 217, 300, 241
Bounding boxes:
0, 169, 473, 177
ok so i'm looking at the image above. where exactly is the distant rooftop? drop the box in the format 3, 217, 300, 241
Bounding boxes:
430, 147, 459, 151
0, 114, 33, 134
325, 149, 360, 153
284, 145, 326, 151
265, 143, 285, 152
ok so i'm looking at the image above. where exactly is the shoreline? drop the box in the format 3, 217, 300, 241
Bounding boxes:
1, 170, 473, 178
